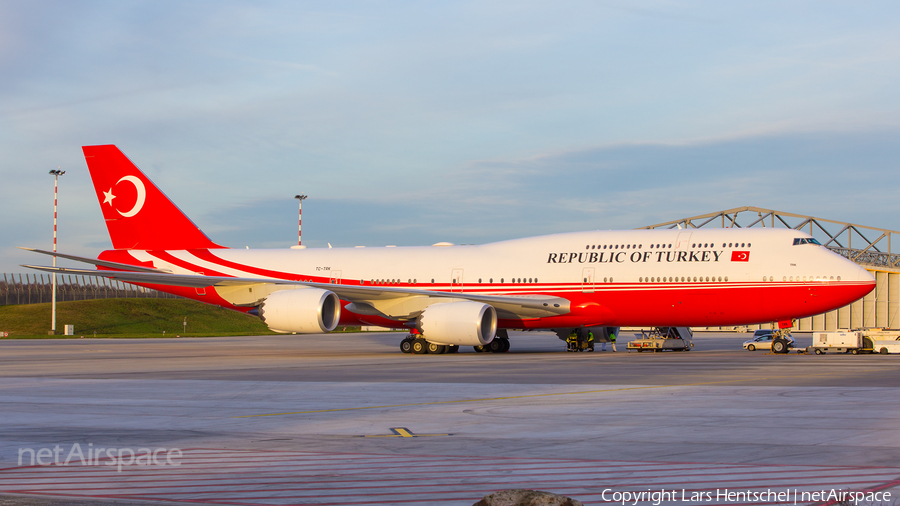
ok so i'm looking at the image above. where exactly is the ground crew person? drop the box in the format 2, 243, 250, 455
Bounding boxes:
586, 330, 594, 351
610, 330, 617, 352
566, 329, 578, 352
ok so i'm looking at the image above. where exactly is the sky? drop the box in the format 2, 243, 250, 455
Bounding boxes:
2, 0, 900, 273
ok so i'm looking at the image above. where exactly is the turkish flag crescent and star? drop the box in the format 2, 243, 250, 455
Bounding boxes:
731, 251, 750, 262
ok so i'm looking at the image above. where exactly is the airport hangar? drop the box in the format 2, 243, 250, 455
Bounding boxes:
641, 206, 899, 332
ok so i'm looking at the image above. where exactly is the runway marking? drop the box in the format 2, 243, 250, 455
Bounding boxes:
231, 372, 841, 418
2, 449, 898, 506
361, 427, 451, 438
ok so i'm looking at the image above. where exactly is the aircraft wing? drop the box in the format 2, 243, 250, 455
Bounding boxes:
23, 261, 571, 320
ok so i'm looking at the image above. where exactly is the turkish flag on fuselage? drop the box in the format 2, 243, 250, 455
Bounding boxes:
731, 251, 750, 262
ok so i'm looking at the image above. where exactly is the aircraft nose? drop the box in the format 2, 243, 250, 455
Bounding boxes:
858, 265, 875, 283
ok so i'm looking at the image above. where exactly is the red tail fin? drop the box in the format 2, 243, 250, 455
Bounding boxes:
82, 145, 223, 250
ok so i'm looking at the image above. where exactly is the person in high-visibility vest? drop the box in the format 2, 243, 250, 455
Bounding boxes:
566, 330, 578, 352
610, 331, 617, 352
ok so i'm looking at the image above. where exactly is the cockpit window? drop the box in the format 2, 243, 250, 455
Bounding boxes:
793, 238, 822, 246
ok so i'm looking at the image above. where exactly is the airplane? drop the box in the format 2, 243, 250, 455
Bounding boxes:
23, 145, 876, 354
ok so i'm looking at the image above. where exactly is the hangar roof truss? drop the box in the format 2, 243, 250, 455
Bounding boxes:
639, 206, 900, 271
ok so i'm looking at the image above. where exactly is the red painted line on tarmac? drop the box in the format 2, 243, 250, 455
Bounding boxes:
103, 477, 887, 503
0, 459, 629, 481
7, 467, 896, 495
174, 448, 900, 471
814, 476, 900, 506
5, 462, 891, 491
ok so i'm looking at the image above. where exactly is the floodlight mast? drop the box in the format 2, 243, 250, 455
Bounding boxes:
294, 194, 307, 247
49, 168, 65, 334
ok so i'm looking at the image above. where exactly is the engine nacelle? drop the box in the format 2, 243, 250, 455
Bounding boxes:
417, 301, 497, 346
258, 288, 341, 333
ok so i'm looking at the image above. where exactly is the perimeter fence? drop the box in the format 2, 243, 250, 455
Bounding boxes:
1, 273, 181, 306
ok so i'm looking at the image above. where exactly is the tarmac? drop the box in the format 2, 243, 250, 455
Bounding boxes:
1, 331, 898, 505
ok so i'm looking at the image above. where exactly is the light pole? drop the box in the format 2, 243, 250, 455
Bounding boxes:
294, 194, 307, 248
49, 168, 65, 334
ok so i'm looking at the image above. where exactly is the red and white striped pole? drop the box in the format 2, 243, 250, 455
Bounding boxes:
49, 168, 65, 334
294, 194, 307, 247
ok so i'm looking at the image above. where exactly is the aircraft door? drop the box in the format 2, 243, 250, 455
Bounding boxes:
676, 231, 693, 250
582, 267, 595, 293
451, 269, 463, 292
330, 270, 342, 285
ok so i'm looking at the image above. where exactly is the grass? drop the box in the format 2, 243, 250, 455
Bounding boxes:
0, 298, 279, 338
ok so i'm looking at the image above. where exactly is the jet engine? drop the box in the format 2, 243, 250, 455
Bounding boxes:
258, 288, 341, 333
417, 301, 497, 346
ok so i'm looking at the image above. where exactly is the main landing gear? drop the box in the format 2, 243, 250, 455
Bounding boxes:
399, 336, 460, 354
399, 334, 510, 354
474, 337, 510, 353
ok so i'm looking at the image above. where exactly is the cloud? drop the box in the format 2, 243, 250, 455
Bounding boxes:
185, 128, 900, 255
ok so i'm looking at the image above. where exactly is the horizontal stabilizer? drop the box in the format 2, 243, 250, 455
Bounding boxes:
18, 247, 171, 273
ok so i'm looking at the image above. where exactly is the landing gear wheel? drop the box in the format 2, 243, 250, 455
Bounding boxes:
473, 345, 487, 353
412, 338, 428, 354
400, 337, 414, 354
499, 338, 510, 352
747, 344, 755, 352
447, 345, 460, 354
427, 342, 447, 354
772, 339, 787, 354
488, 339, 504, 353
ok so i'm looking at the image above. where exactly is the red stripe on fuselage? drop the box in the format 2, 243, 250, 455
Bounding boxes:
109, 249, 874, 330
192, 249, 310, 281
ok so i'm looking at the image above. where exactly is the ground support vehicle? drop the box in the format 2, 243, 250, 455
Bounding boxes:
872, 337, 900, 354
863, 330, 900, 355
627, 327, 693, 352
812, 330, 900, 355
811, 331, 870, 355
